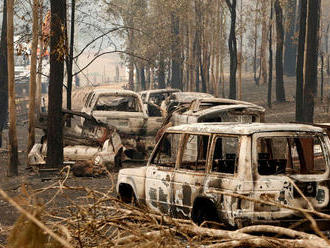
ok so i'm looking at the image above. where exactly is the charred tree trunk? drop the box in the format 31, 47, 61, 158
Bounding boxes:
128, 60, 134, 91
158, 53, 166, 89
326, 23, 329, 76
127, 22, 134, 91
274, 0, 286, 102
225, 0, 237, 99
146, 64, 150, 90
260, 0, 268, 85
27, 0, 39, 153
283, 0, 297, 76
66, 0, 75, 115
320, 53, 324, 102
302, 0, 321, 123
140, 65, 146, 91
135, 64, 140, 91
7, 0, 18, 176
36, 0, 44, 118
171, 13, 182, 90
47, 0, 66, 168
253, 1, 259, 86
295, 0, 307, 122
0, 0, 8, 148
268, 0, 273, 108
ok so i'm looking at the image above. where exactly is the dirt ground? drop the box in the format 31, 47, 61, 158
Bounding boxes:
0, 76, 329, 245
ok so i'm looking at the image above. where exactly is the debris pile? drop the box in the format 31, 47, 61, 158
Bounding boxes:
71, 160, 107, 177
1, 167, 329, 248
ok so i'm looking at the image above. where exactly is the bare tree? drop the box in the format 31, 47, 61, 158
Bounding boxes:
225, 0, 237, 99
170, 12, 182, 90
260, 0, 268, 85
274, 0, 286, 102
268, 0, 274, 108
66, 0, 75, 116
46, 0, 66, 168
7, 0, 18, 176
302, 0, 321, 123
36, 0, 44, 117
283, 0, 297, 76
27, 0, 39, 154
295, 0, 307, 122
0, 0, 8, 148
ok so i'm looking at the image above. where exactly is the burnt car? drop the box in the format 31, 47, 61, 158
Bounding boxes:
169, 98, 265, 126
28, 110, 123, 170
81, 89, 164, 157
160, 92, 214, 117
117, 123, 330, 227
140, 88, 181, 106
140, 88, 181, 118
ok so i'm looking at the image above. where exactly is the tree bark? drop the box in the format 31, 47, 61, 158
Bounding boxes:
225, 0, 237, 99
295, 0, 307, 122
283, 0, 297, 76
27, 0, 39, 154
36, 0, 44, 119
268, 0, 273, 108
66, 0, 75, 116
193, 0, 202, 92
302, 0, 321, 123
253, 0, 260, 86
0, 0, 8, 148
260, 0, 268, 85
170, 12, 182, 90
128, 60, 134, 90
7, 0, 18, 176
320, 53, 324, 101
158, 53, 165, 89
47, 0, 66, 168
326, 24, 329, 76
274, 0, 286, 102
140, 65, 146, 90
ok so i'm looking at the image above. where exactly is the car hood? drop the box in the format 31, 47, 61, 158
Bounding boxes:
184, 104, 265, 117
118, 166, 148, 178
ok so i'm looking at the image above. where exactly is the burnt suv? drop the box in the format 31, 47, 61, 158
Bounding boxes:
117, 123, 330, 227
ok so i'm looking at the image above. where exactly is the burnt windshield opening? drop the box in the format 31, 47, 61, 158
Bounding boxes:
95, 95, 141, 112
257, 135, 327, 176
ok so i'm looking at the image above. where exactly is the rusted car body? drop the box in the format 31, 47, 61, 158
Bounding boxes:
117, 123, 330, 227
28, 110, 123, 170
160, 92, 214, 117
158, 98, 265, 140
140, 88, 181, 106
81, 89, 163, 156
170, 98, 265, 126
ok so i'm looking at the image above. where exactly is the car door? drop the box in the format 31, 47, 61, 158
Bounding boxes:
204, 134, 251, 226
145, 132, 181, 215
172, 133, 210, 218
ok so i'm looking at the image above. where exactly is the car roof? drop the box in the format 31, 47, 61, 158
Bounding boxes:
167, 122, 324, 135
139, 88, 181, 94
172, 92, 214, 102
90, 88, 140, 97
195, 97, 259, 106
189, 104, 266, 116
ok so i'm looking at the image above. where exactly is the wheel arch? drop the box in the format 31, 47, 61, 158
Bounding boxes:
118, 183, 137, 204
191, 196, 219, 224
